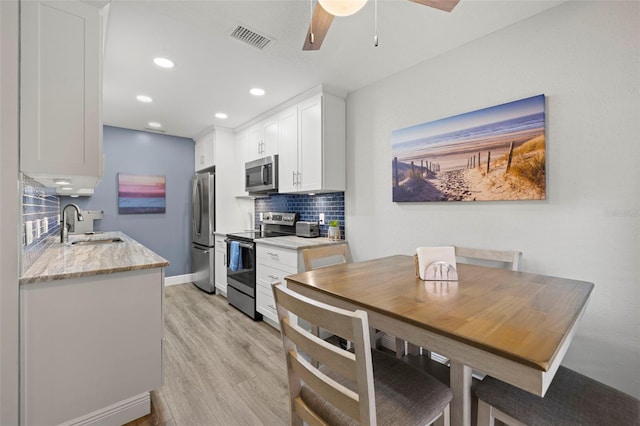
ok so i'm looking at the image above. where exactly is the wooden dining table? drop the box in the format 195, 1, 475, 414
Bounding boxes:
284, 255, 594, 426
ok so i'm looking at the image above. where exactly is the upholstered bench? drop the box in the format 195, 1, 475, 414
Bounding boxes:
474, 366, 640, 426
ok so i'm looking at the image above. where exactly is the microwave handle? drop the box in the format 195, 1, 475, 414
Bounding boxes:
262, 164, 268, 185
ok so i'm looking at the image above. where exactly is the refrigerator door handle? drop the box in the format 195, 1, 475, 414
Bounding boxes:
193, 178, 203, 236
192, 245, 210, 254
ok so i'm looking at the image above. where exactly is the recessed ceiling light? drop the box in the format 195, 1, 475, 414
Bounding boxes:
153, 57, 175, 68
215, 112, 228, 119
250, 88, 265, 96
54, 178, 71, 185
136, 95, 153, 103
148, 121, 162, 128
61, 187, 73, 191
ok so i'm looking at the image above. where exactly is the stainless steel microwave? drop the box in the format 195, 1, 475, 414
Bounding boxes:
245, 155, 278, 194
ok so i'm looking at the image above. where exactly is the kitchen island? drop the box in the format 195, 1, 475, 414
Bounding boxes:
20, 232, 168, 426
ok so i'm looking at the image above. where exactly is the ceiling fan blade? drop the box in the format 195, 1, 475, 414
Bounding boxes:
409, 0, 460, 13
303, 3, 334, 51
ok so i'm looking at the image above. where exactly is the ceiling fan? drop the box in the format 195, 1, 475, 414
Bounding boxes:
303, 0, 460, 50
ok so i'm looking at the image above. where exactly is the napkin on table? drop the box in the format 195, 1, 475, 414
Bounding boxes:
416, 246, 457, 280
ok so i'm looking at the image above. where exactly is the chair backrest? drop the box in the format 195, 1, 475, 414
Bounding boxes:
302, 243, 350, 272
272, 282, 376, 425
454, 246, 522, 271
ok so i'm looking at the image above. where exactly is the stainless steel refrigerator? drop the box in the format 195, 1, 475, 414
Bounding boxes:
191, 169, 215, 293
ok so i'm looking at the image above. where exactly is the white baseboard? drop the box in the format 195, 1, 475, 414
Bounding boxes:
61, 392, 150, 426
164, 273, 193, 286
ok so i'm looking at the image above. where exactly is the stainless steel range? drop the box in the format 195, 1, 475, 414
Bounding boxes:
225, 212, 298, 320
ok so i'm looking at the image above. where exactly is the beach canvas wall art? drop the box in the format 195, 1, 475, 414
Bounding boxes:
118, 173, 166, 214
392, 94, 546, 202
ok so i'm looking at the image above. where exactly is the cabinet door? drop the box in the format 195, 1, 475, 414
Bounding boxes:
298, 95, 323, 192
195, 131, 215, 171
246, 125, 264, 162
20, 1, 102, 180
235, 131, 249, 196
263, 118, 278, 157
278, 107, 298, 193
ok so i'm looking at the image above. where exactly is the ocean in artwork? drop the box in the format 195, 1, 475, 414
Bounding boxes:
118, 174, 166, 214
391, 94, 546, 202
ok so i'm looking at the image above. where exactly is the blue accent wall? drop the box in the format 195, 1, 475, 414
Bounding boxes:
255, 192, 345, 238
62, 126, 194, 276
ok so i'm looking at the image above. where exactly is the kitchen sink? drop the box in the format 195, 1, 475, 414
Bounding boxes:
70, 237, 124, 246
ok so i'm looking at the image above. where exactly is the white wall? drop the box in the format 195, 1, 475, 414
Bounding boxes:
0, 1, 20, 423
345, 1, 639, 398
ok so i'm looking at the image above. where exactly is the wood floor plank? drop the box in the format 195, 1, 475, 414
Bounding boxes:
125, 282, 465, 426
125, 283, 289, 426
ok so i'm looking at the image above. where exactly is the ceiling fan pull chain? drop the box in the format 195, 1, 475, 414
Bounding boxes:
309, 0, 315, 45
374, 0, 379, 47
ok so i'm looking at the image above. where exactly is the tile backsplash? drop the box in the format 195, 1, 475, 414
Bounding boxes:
22, 174, 60, 274
255, 192, 345, 238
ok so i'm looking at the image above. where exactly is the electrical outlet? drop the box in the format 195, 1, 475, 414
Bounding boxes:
319, 213, 325, 225
259, 212, 263, 221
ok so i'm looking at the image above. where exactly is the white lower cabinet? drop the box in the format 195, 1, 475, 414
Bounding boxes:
214, 235, 227, 296
256, 245, 300, 327
20, 268, 164, 426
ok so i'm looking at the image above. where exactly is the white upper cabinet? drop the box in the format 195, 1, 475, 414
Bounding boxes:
246, 118, 278, 162
194, 129, 215, 171
278, 92, 345, 194
235, 130, 249, 196
277, 107, 299, 193
20, 1, 105, 193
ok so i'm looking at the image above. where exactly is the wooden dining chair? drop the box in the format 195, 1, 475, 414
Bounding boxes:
302, 243, 350, 272
272, 282, 453, 426
453, 246, 522, 272
474, 365, 640, 426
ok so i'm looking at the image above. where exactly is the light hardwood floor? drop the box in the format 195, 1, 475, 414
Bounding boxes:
126, 283, 289, 426
125, 283, 479, 426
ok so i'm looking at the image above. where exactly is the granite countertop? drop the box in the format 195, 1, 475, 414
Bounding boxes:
20, 231, 169, 285
255, 236, 347, 250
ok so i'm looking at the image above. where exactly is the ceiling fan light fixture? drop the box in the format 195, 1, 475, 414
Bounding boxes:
319, 0, 367, 17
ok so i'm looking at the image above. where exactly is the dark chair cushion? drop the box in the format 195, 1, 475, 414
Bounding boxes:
301, 349, 453, 425
474, 366, 640, 426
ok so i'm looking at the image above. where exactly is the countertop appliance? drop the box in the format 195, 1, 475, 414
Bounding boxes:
245, 155, 278, 194
191, 168, 215, 293
296, 221, 320, 238
225, 211, 298, 320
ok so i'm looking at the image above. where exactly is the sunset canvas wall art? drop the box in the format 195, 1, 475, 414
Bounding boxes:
392, 94, 546, 202
118, 173, 166, 214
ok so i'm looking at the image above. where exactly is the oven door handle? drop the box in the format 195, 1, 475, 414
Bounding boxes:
225, 239, 254, 250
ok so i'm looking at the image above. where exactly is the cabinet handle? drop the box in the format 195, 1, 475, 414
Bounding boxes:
267, 252, 279, 257
292, 171, 296, 185
268, 304, 276, 311
297, 171, 301, 186
268, 274, 279, 280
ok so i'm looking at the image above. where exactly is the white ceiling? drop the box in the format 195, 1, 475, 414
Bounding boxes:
102, 0, 565, 139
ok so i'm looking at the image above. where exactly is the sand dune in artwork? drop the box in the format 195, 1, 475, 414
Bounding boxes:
393, 135, 545, 202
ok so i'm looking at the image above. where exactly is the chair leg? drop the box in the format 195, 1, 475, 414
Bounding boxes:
476, 400, 494, 426
395, 337, 405, 358
406, 342, 420, 356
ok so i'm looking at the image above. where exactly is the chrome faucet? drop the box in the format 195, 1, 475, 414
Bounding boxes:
60, 204, 84, 243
